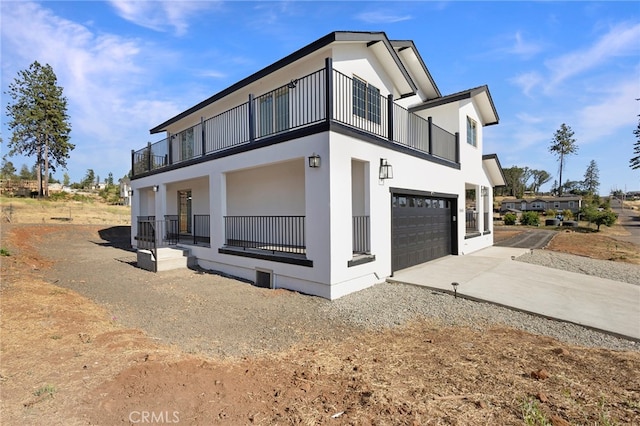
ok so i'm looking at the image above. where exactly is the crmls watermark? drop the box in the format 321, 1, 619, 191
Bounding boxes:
129, 411, 180, 424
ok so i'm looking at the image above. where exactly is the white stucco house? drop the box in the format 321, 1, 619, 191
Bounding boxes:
129, 31, 506, 299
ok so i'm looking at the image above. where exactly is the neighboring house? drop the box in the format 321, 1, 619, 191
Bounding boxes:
129, 31, 506, 299
500, 196, 582, 214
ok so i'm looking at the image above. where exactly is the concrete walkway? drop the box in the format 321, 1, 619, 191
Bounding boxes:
388, 247, 640, 341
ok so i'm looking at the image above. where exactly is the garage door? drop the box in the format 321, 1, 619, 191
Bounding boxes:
392, 193, 453, 272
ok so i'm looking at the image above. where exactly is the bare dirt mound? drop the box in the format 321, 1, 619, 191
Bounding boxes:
1, 224, 639, 425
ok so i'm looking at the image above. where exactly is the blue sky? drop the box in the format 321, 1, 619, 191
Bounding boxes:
1, 1, 639, 194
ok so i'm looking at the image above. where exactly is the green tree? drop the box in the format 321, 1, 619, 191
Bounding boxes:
503, 166, 526, 197
631, 114, 640, 170
529, 169, 552, 195
83, 169, 95, 189
19, 164, 34, 180
0, 159, 17, 180
107, 172, 114, 187
582, 160, 599, 195
582, 207, 617, 231
5, 61, 74, 197
63, 172, 70, 187
549, 123, 578, 195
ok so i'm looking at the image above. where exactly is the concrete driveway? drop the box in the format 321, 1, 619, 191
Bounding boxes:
388, 246, 640, 341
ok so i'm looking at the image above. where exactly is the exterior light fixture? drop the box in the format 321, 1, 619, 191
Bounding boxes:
128, 188, 134, 196
451, 282, 459, 298
152, 185, 159, 192
308, 153, 320, 168
379, 158, 393, 180
287, 78, 298, 89
481, 186, 488, 197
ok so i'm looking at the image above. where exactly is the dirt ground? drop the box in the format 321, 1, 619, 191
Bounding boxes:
1, 205, 640, 424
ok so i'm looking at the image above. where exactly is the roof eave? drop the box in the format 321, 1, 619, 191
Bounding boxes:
150, 31, 419, 134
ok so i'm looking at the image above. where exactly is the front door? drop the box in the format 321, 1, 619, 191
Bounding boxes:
178, 190, 192, 234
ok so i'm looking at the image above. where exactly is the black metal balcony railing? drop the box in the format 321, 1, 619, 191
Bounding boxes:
352, 215, 370, 254
224, 216, 305, 255
132, 61, 459, 177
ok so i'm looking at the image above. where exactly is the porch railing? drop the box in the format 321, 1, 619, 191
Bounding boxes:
465, 211, 478, 234
352, 215, 370, 254
136, 217, 179, 271
223, 215, 305, 255
132, 62, 459, 177
193, 214, 211, 244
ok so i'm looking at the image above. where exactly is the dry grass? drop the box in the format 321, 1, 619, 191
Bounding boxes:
0, 195, 130, 225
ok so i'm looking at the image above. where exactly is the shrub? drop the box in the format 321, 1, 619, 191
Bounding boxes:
561, 209, 573, 220
544, 209, 557, 217
520, 211, 540, 226
504, 212, 517, 225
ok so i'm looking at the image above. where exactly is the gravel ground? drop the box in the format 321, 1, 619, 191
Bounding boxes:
15, 225, 639, 357
517, 249, 640, 285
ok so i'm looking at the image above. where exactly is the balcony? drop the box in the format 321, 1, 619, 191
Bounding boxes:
132, 61, 459, 177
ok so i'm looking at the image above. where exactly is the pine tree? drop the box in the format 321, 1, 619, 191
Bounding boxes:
5, 61, 73, 197
631, 115, 640, 170
549, 124, 578, 196
583, 160, 600, 195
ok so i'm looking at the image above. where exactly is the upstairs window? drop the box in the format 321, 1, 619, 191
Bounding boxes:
467, 116, 478, 147
353, 77, 381, 124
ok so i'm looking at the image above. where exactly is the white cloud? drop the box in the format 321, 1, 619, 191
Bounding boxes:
0, 2, 181, 180
576, 78, 640, 144
545, 22, 640, 89
508, 32, 544, 59
356, 11, 412, 24
510, 71, 543, 97
108, 0, 217, 36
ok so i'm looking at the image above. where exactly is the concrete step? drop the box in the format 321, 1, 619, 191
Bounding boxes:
137, 247, 191, 272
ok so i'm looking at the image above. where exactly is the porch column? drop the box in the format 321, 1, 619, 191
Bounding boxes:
155, 184, 167, 223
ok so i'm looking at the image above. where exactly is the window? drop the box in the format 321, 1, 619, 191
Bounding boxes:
258, 86, 289, 137
554, 202, 560, 209
569, 201, 575, 208
466, 117, 477, 146
179, 128, 194, 161
353, 77, 381, 124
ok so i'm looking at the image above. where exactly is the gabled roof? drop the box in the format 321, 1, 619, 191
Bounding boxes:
482, 154, 506, 187
409, 85, 499, 126
390, 40, 441, 101
150, 31, 419, 134
501, 196, 583, 203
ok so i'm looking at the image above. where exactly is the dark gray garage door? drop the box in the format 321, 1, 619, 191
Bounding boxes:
392, 193, 453, 272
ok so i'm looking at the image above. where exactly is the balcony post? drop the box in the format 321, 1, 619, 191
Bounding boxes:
167, 133, 173, 165
387, 94, 394, 141
248, 93, 255, 143
146, 141, 152, 172
201, 116, 206, 156
324, 57, 333, 122
130, 149, 135, 177
427, 116, 433, 155
455, 132, 460, 163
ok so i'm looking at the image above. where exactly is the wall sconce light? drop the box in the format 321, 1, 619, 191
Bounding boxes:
128, 188, 134, 196
308, 153, 321, 168
481, 186, 488, 197
379, 158, 393, 180
152, 185, 159, 192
